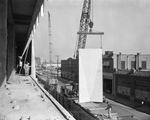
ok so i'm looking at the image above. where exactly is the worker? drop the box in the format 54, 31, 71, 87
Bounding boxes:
17, 56, 23, 74
105, 102, 112, 118
24, 62, 30, 76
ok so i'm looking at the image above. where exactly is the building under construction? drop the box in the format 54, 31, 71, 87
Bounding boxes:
0, 0, 150, 120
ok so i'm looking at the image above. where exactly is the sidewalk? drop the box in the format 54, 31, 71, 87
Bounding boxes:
104, 93, 150, 115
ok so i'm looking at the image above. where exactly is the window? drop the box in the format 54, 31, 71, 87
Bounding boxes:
131, 61, 135, 69
141, 61, 146, 69
121, 61, 125, 69
103, 61, 110, 66
103, 61, 110, 68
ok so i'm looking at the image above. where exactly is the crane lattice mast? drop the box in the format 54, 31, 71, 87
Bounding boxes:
48, 11, 52, 68
74, 0, 92, 57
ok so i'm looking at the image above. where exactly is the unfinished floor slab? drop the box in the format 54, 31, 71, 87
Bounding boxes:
0, 74, 71, 120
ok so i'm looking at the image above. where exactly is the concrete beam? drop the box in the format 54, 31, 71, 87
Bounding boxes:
13, 14, 31, 25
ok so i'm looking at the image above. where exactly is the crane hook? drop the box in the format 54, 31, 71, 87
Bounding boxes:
89, 20, 94, 32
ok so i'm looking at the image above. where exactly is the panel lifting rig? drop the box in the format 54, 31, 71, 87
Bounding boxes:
74, 0, 104, 58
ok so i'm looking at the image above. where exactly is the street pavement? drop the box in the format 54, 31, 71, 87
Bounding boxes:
58, 77, 150, 120
104, 93, 150, 115
106, 97, 150, 120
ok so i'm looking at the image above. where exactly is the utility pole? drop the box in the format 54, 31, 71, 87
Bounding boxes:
55, 55, 59, 79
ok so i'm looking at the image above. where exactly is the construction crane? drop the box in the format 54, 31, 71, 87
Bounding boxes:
44, 11, 58, 91
44, 11, 52, 90
48, 11, 52, 70
74, 0, 93, 58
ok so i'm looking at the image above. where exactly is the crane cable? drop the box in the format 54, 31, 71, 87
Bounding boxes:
91, 0, 93, 22
73, 30, 79, 58
89, 0, 94, 31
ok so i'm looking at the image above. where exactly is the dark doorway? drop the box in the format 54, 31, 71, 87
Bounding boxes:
103, 79, 112, 94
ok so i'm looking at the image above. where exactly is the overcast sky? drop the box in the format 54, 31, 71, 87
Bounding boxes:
33, 0, 150, 62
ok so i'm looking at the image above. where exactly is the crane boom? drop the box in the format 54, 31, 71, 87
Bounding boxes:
74, 0, 91, 57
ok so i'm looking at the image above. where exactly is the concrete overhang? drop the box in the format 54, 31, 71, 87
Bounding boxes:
8, 0, 44, 54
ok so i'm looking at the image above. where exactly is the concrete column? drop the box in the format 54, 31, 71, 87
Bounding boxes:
117, 53, 121, 70
0, 0, 8, 86
31, 38, 36, 79
135, 53, 139, 70
7, 24, 15, 80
